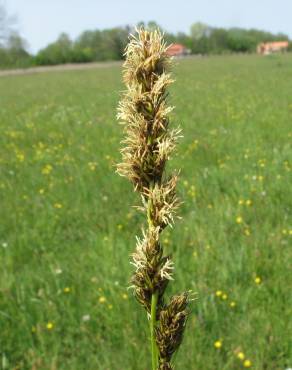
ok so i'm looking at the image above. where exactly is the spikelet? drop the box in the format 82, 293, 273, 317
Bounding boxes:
117, 28, 190, 370
156, 293, 190, 368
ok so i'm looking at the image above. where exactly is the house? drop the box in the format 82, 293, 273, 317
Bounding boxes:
166, 43, 190, 57
257, 41, 289, 55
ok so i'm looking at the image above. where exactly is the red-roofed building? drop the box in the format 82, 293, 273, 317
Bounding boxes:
257, 41, 289, 55
166, 43, 190, 57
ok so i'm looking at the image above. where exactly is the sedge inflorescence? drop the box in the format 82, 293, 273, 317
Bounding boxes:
117, 28, 190, 369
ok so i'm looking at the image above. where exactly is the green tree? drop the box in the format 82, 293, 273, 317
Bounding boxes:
190, 22, 211, 40
226, 28, 255, 52
35, 33, 73, 65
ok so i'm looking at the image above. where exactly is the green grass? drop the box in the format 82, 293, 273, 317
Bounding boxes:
0, 54, 292, 370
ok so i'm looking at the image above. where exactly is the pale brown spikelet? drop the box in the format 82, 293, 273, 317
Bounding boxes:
117, 27, 190, 369
131, 227, 173, 313
156, 293, 190, 368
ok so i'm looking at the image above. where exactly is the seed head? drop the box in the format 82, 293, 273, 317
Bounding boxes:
117, 28, 190, 368
156, 292, 190, 366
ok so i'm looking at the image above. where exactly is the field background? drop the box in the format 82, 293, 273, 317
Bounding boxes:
0, 54, 291, 370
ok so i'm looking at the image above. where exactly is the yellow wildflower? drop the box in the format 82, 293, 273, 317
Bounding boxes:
222, 293, 228, 300
214, 340, 222, 349
245, 200, 252, 206
215, 290, 222, 297
244, 228, 251, 236
99, 296, 106, 303
236, 216, 243, 224
42, 164, 53, 175
254, 276, 261, 284
16, 153, 25, 162
237, 352, 245, 360
88, 162, 97, 171
63, 287, 71, 293
46, 322, 54, 330
230, 301, 236, 308
243, 359, 252, 367
54, 203, 63, 209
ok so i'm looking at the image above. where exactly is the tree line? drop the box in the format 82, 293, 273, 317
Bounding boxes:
0, 13, 291, 69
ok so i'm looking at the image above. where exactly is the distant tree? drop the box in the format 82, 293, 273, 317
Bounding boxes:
190, 22, 214, 54
0, 4, 30, 68
147, 21, 162, 31
6, 32, 27, 53
100, 27, 129, 60
0, 2, 16, 45
208, 28, 229, 53
0, 3, 8, 44
226, 28, 255, 52
175, 31, 193, 49
190, 22, 211, 40
136, 21, 162, 32
29, 23, 292, 67
35, 32, 73, 65
7, 33, 30, 67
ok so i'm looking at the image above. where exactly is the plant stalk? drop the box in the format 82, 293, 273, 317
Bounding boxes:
147, 181, 159, 369
150, 290, 159, 370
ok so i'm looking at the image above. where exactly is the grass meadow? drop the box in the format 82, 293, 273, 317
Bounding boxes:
0, 54, 292, 370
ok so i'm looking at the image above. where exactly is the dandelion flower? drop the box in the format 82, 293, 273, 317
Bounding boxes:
237, 351, 245, 360
230, 301, 236, 308
214, 340, 222, 349
99, 296, 106, 303
16, 153, 25, 162
215, 290, 222, 297
254, 276, 261, 284
222, 293, 228, 300
243, 359, 252, 367
244, 228, 251, 236
236, 216, 243, 224
42, 164, 53, 175
46, 322, 54, 330
63, 287, 71, 293
54, 203, 63, 209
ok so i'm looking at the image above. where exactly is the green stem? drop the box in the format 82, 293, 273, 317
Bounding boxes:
150, 290, 159, 370
147, 182, 159, 369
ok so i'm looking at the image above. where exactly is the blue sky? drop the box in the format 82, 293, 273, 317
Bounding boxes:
5, 0, 292, 53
